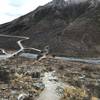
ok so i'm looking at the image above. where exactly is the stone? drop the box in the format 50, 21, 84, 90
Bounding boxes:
32, 82, 45, 91
0, 69, 10, 83
0, 84, 8, 90
17, 93, 29, 100
31, 72, 40, 78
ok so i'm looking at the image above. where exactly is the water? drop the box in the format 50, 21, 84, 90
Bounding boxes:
0, 53, 37, 60
0, 54, 12, 60
20, 53, 38, 59
1, 53, 100, 64
20, 53, 100, 64
55, 56, 100, 64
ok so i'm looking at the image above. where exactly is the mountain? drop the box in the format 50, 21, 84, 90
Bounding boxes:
0, 0, 100, 57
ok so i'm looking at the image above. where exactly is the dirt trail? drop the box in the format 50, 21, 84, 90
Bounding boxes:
37, 71, 62, 100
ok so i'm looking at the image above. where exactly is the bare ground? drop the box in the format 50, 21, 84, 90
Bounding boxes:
0, 56, 100, 100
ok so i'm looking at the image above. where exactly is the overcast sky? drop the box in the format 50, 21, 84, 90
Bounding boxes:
0, 0, 52, 24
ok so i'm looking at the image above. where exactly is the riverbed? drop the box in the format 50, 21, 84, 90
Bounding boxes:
21, 53, 100, 64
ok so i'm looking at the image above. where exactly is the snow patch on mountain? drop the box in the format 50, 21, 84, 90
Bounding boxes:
46, 0, 100, 9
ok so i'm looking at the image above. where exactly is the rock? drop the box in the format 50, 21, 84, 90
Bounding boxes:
58, 65, 64, 70
32, 82, 45, 91
24, 71, 32, 76
0, 68, 10, 83
10, 68, 16, 74
56, 86, 64, 96
17, 93, 29, 100
47, 67, 53, 71
31, 72, 40, 78
14, 73, 23, 78
23, 97, 33, 100
0, 84, 8, 90
17, 93, 34, 100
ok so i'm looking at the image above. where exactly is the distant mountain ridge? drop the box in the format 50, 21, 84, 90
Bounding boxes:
0, 0, 100, 57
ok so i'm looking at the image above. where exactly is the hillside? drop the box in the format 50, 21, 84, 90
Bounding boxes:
0, 0, 100, 56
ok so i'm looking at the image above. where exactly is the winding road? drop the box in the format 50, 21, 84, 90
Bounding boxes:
1, 34, 100, 64
0, 34, 41, 60
0, 48, 8, 55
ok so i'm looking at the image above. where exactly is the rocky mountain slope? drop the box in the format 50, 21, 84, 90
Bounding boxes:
0, 0, 100, 56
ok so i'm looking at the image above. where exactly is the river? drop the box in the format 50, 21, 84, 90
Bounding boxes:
0, 34, 100, 64
20, 53, 100, 64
